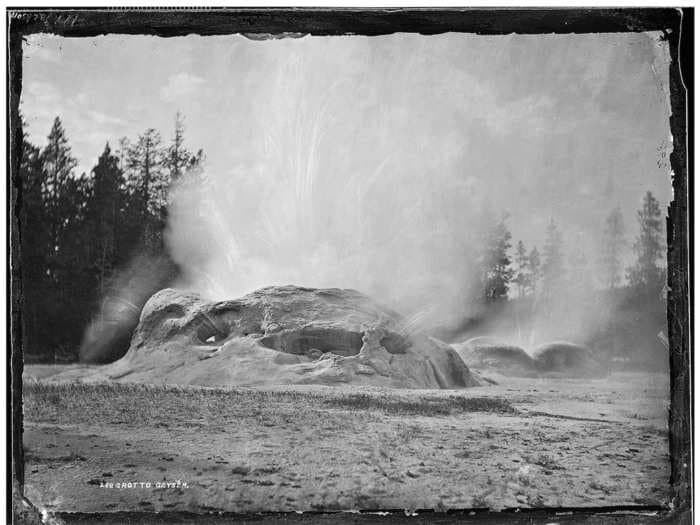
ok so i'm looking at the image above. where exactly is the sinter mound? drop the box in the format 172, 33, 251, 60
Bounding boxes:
77, 286, 484, 389
452, 337, 538, 377
531, 341, 602, 377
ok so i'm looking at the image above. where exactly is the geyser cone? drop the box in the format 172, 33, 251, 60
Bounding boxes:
100, 285, 485, 389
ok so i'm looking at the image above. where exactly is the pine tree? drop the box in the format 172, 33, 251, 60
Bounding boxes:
126, 129, 166, 250
168, 112, 187, 182
513, 240, 530, 297
34, 118, 95, 360
165, 112, 201, 182
41, 117, 78, 203
20, 135, 49, 266
600, 207, 626, 289
568, 234, 592, 295
56, 170, 98, 361
40, 117, 78, 277
116, 137, 131, 182
528, 246, 541, 295
127, 129, 165, 215
481, 213, 514, 301
164, 112, 206, 194
87, 143, 124, 292
541, 218, 565, 303
19, 125, 52, 359
114, 136, 144, 258
627, 191, 665, 291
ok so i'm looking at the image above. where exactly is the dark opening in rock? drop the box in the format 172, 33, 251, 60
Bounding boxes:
195, 314, 228, 345
259, 327, 363, 357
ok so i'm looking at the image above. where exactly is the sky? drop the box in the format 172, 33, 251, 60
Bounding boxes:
21, 32, 673, 314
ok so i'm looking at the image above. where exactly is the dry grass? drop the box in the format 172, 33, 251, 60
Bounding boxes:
323, 392, 515, 415
23, 380, 515, 426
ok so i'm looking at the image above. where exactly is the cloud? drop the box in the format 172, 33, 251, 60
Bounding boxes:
19, 81, 62, 142
21, 80, 127, 163
159, 72, 206, 103
22, 80, 60, 106
87, 109, 127, 127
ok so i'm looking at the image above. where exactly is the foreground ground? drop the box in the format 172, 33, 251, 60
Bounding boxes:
22, 370, 670, 513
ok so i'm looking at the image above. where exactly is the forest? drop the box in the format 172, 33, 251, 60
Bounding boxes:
16, 113, 668, 369
18, 113, 203, 363
448, 192, 668, 371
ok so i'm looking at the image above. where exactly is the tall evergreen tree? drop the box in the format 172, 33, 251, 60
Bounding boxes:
168, 112, 187, 182
126, 128, 166, 250
524, 245, 542, 347
127, 128, 165, 215
55, 171, 93, 281
165, 112, 204, 182
528, 246, 541, 295
87, 143, 124, 292
541, 218, 565, 302
41, 117, 78, 202
567, 235, 592, 295
627, 191, 665, 290
116, 137, 131, 178
513, 240, 530, 297
52, 169, 94, 362
481, 213, 514, 301
600, 206, 626, 289
29, 117, 94, 360
19, 125, 51, 359
164, 112, 206, 202
114, 136, 144, 257
19, 134, 49, 268
40, 117, 78, 278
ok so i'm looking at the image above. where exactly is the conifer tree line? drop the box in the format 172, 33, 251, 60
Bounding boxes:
471, 192, 667, 369
476, 190, 667, 306
18, 112, 204, 362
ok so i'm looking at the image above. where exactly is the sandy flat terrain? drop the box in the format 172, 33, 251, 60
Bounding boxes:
22, 371, 670, 513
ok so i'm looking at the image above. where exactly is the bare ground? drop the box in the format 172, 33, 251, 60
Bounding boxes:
22, 371, 670, 513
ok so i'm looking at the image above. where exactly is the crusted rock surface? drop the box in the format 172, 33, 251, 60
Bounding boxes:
453, 337, 538, 377
96, 285, 483, 389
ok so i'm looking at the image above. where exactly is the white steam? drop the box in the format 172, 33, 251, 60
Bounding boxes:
166, 36, 488, 324
164, 33, 671, 338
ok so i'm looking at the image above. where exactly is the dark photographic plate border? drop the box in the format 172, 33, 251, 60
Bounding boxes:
6, 7, 693, 524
